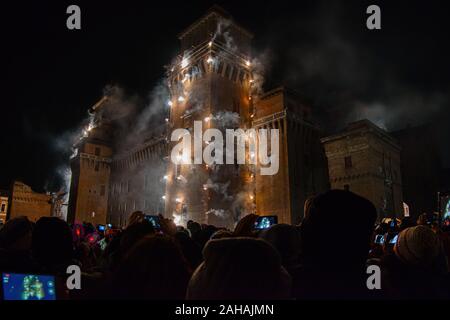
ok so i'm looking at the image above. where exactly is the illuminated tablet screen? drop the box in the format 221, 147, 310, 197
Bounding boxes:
2, 273, 56, 301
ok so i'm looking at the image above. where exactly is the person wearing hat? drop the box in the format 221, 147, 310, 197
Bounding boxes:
381, 225, 449, 299
187, 237, 292, 300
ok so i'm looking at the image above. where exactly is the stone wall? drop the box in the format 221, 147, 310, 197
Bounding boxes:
8, 181, 52, 222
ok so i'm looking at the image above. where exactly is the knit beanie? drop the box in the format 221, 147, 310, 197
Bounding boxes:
394, 225, 441, 267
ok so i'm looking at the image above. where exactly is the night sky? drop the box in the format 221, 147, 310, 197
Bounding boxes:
1, 0, 449, 192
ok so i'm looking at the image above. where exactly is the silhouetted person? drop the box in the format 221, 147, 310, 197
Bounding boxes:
127, 211, 145, 227
174, 231, 203, 271
187, 220, 201, 236
260, 224, 302, 273
210, 229, 233, 240
294, 190, 377, 299
102, 229, 123, 272
0, 216, 33, 251
381, 225, 449, 299
32, 217, 74, 274
233, 214, 258, 237
195, 225, 219, 249
112, 220, 155, 270
187, 237, 291, 300
0, 216, 34, 273
111, 234, 191, 299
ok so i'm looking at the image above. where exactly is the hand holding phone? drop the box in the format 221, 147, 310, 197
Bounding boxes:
389, 234, 399, 244
145, 215, 161, 230
254, 215, 278, 230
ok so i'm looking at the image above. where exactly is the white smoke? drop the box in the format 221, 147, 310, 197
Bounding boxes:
212, 111, 240, 129
55, 165, 71, 220
250, 50, 272, 102
212, 18, 237, 52
206, 208, 228, 219
345, 90, 447, 131
204, 179, 233, 202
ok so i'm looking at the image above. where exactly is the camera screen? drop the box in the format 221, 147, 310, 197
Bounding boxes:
374, 234, 385, 244
2, 273, 56, 300
389, 234, 399, 244
254, 216, 278, 230
145, 215, 161, 229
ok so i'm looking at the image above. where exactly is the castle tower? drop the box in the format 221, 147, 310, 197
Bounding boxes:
253, 87, 330, 224
164, 6, 255, 228
67, 98, 113, 225
321, 120, 403, 221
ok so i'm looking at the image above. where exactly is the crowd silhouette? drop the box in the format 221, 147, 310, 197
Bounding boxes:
0, 190, 449, 300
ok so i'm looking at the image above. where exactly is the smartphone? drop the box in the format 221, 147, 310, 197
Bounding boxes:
374, 234, 385, 244
98, 237, 108, 251
254, 216, 278, 230
97, 224, 106, 232
389, 234, 399, 244
145, 215, 161, 230
2, 273, 56, 300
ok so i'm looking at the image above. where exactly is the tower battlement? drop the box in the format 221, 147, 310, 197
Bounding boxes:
178, 5, 253, 56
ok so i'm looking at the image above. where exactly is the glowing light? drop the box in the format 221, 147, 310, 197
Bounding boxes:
175, 197, 183, 204
208, 41, 213, 47
249, 96, 252, 101
182, 74, 190, 83
181, 57, 189, 69
173, 214, 182, 226
204, 116, 211, 122
250, 114, 255, 118
207, 56, 214, 64
250, 152, 255, 159
167, 100, 173, 107
182, 153, 190, 163
246, 60, 251, 67
163, 175, 168, 180
175, 152, 190, 164
249, 79, 254, 84
162, 195, 166, 200
249, 195, 254, 200
203, 185, 208, 191
165, 118, 169, 122
178, 96, 185, 102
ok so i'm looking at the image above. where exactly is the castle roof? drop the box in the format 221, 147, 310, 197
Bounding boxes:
321, 119, 401, 151
178, 5, 254, 40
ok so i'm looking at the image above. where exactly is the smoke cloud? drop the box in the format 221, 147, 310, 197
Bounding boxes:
255, 2, 449, 135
